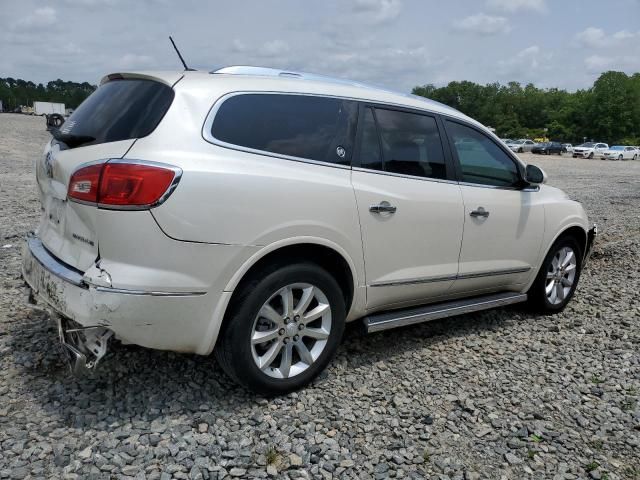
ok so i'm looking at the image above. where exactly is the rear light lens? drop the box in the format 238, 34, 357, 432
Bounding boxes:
68, 164, 102, 203
67, 161, 179, 209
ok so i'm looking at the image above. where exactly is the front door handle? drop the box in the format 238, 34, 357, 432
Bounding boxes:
470, 207, 490, 218
370, 202, 397, 214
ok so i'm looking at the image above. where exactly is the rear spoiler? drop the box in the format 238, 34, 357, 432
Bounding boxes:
100, 71, 184, 88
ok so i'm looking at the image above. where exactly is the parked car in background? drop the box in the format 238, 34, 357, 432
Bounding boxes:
508, 139, 536, 153
573, 142, 608, 159
601, 146, 638, 160
500, 138, 514, 145
532, 142, 564, 155
562, 143, 573, 153
21, 66, 597, 394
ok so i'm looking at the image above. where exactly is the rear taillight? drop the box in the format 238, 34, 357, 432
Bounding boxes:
68, 161, 180, 209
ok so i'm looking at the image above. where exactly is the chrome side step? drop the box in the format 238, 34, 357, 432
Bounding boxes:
364, 292, 527, 333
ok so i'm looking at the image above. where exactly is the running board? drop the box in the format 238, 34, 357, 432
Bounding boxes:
364, 292, 527, 333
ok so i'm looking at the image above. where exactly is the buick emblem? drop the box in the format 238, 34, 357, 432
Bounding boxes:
336, 146, 346, 158
44, 151, 54, 178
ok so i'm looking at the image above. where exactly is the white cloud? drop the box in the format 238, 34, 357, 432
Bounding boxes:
259, 40, 290, 57
17, 7, 57, 28
351, 0, 402, 24
116, 53, 155, 69
486, 0, 546, 12
453, 13, 511, 35
584, 54, 640, 73
574, 27, 640, 48
497, 45, 553, 81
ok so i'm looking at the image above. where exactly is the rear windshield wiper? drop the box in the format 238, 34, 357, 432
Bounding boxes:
51, 128, 96, 148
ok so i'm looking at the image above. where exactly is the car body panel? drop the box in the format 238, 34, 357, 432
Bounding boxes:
22, 68, 593, 357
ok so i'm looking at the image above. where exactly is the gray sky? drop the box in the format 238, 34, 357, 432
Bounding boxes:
1, 0, 639, 92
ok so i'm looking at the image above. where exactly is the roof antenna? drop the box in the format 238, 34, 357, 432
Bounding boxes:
169, 36, 196, 71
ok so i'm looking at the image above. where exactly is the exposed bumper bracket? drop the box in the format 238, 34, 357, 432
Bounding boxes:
56, 315, 113, 376
584, 223, 597, 264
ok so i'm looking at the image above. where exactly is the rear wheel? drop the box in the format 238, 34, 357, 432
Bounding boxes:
528, 236, 583, 314
215, 262, 346, 395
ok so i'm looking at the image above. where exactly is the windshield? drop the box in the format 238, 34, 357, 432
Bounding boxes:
55, 78, 174, 149
513, 140, 525, 144
610, 146, 624, 150
579, 143, 596, 147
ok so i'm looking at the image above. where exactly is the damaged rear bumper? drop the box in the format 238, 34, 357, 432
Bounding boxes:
22, 233, 214, 364
584, 223, 597, 264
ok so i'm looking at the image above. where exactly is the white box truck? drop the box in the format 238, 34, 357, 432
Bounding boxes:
33, 101, 65, 116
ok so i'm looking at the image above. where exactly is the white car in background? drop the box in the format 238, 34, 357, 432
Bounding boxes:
601, 146, 638, 160
573, 142, 608, 159
21, 66, 597, 394
508, 139, 536, 153
562, 143, 573, 153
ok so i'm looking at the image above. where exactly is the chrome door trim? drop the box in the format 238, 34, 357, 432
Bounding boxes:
370, 266, 530, 288
352, 167, 460, 185
371, 274, 457, 287
457, 266, 531, 280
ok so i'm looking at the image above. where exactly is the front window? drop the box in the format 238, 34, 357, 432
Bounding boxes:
446, 121, 521, 187
579, 143, 596, 147
610, 146, 624, 150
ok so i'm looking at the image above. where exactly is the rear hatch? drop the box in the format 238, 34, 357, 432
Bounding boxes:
35, 75, 177, 271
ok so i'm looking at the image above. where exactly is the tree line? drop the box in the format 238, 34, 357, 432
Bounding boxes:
413, 71, 640, 145
1, 71, 639, 145
0, 78, 96, 111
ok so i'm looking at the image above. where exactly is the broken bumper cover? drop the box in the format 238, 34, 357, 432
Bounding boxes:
21, 233, 213, 361
584, 223, 597, 264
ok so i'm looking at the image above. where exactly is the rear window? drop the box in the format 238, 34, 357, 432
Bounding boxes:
211, 93, 358, 166
57, 79, 174, 148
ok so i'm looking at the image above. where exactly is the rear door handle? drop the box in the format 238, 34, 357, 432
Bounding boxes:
470, 207, 490, 218
370, 202, 397, 214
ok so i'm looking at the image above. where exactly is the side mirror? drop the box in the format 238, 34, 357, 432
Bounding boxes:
525, 164, 547, 185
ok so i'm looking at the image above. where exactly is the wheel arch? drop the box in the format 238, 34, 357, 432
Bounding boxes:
548, 224, 588, 260
198, 238, 360, 355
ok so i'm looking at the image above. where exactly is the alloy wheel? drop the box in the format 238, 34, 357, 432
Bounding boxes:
250, 283, 332, 379
545, 246, 577, 305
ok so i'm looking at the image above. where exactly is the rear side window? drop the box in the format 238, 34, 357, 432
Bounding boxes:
212, 94, 358, 166
446, 121, 520, 187
58, 79, 174, 148
374, 108, 447, 180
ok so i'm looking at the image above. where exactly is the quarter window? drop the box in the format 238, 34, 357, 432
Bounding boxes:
373, 108, 447, 180
446, 121, 520, 187
211, 94, 358, 165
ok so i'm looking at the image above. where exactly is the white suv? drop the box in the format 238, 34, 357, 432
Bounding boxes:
22, 66, 596, 394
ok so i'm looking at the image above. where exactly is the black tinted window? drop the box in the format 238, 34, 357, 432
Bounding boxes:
58, 79, 174, 148
212, 94, 358, 165
358, 108, 383, 170
446, 121, 520, 187
375, 108, 447, 180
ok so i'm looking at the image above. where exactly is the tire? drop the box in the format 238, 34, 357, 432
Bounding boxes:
528, 235, 583, 314
215, 262, 346, 395
618, 154, 623, 161
588, 152, 594, 159
518, 148, 523, 153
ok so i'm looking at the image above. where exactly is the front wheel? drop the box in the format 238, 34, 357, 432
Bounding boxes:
215, 262, 346, 395
528, 236, 583, 314
588, 152, 594, 159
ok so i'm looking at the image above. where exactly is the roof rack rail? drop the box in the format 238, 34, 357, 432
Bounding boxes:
210, 65, 373, 89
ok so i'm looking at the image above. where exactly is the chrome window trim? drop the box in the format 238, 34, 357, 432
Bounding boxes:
370, 266, 531, 288
66, 158, 183, 210
352, 167, 460, 185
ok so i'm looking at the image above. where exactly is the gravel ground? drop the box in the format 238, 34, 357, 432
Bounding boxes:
1, 114, 639, 480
